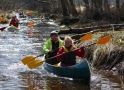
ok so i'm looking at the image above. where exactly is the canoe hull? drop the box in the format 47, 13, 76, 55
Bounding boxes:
43, 59, 91, 81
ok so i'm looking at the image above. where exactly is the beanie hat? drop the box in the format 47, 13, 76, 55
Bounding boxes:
50, 31, 58, 37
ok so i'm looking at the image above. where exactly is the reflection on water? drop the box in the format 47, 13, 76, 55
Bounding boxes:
20, 71, 90, 90
90, 69, 124, 90
0, 23, 124, 90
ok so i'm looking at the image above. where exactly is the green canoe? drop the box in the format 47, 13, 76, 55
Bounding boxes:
43, 59, 91, 81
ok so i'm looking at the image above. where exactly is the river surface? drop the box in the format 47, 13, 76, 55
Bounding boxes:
0, 22, 124, 90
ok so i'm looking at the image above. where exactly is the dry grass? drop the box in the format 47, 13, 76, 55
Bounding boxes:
78, 29, 124, 70
0, 10, 12, 24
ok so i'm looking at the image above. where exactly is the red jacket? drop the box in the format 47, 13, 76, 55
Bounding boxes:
9, 19, 19, 27
56, 46, 85, 66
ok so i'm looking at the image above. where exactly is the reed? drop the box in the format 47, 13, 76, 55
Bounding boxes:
79, 30, 124, 71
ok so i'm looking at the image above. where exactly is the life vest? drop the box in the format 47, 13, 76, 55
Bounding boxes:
63, 45, 74, 52
61, 46, 76, 65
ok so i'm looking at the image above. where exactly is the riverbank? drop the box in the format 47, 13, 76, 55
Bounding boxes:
55, 17, 124, 77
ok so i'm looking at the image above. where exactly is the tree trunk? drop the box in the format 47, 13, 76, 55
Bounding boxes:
58, 24, 124, 35
104, 0, 110, 20
68, 0, 78, 16
58, 25, 111, 34
65, 0, 71, 15
115, 0, 120, 23
91, 0, 103, 20
50, 0, 57, 13
116, 0, 120, 9
60, 0, 69, 17
77, 0, 81, 14
83, 0, 90, 19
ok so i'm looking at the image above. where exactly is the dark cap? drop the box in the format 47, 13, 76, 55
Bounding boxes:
50, 31, 58, 37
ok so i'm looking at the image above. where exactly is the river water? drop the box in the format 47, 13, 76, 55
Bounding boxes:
0, 22, 124, 90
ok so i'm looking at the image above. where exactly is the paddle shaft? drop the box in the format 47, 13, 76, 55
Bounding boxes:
37, 54, 44, 57
32, 35, 110, 61
0, 27, 6, 31
26, 35, 111, 69
34, 33, 92, 59
36, 39, 86, 58
45, 42, 100, 61
45, 47, 82, 61
85, 43, 96, 47
36, 47, 60, 58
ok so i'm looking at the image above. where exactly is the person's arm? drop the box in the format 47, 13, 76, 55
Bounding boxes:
42, 41, 50, 54
17, 19, 19, 23
75, 46, 85, 58
56, 47, 64, 62
9, 20, 12, 26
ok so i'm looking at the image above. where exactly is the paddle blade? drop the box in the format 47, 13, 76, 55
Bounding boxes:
28, 13, 32, 16
27, 60, 44, 69
54, 63, 61, 67
22, 56, 36, 65
97, 36, 111, 44
0, 18, 5, 22
28, 23, 34, 27
0, 27, 6, 31
80, 33, 92, 41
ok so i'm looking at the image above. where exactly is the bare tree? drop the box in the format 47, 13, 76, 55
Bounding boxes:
60, 0, 69, 17
91, 0, 103, 20
83, 0, 90, 19
104, 0, 110, 20
116, 0, 120, 9
68, 0, 78, 16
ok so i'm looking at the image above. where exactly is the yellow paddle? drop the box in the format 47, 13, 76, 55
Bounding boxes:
22, 54, 44, 65
27, 35, 111, 69
21, 33, 92, 65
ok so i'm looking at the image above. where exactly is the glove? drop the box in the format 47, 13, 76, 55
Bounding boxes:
80, 46, 85, 52
48, 50, 54, 54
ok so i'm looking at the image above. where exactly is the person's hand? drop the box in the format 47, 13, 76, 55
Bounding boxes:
48, 50, 54, 54
62, 52, 66, 55
80, 46, 85, 52
53, 48, 59, 53
61, 52, 66, 57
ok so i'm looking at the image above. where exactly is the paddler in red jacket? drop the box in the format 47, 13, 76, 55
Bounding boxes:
56, 36, 85, 67
9, 16, 19, 28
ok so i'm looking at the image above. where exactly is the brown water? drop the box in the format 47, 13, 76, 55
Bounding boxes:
0, 23, 124, 90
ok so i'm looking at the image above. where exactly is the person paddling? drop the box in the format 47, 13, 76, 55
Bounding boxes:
42, 31, 63, 64
56, 36, 85, 67
9, 16, 19, 28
